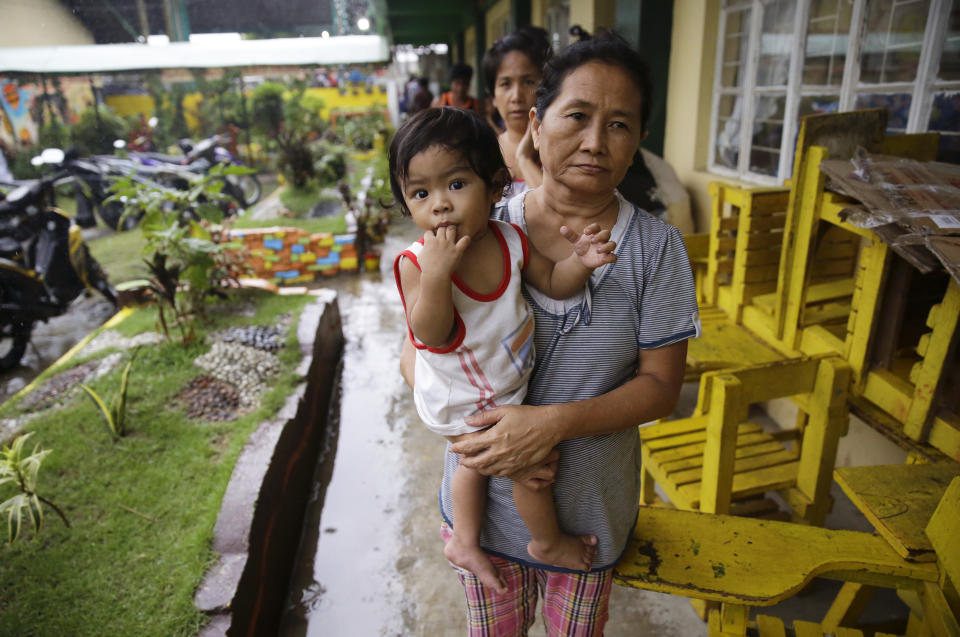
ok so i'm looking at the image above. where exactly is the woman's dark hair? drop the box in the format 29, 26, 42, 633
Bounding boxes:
449, 62, 473, 83
388, 107, 509, 216
482, 27, 552, 95
535, 31, 653, 133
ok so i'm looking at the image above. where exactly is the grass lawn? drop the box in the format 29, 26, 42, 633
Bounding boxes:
86, 228, 148, 285
0, 290, 316, 636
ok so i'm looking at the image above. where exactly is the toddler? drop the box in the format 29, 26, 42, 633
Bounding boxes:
390, 108, 616, 592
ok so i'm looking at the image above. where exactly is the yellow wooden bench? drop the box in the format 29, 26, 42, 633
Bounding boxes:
640, 356, 850, 526
614, 506, 938, 636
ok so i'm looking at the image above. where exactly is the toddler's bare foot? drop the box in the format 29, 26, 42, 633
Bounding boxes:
527, 534, 597, 571
445, 535, 507, 594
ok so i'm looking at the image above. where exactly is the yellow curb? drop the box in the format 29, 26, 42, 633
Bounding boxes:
9, 306, 137, 404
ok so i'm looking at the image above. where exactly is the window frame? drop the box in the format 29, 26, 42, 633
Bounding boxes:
708, 0, 960, 185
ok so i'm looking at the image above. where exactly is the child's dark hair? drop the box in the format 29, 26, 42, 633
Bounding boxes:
482, 27, 552, 95
449, 62, 473, 83
388, 107, 509, 216
535, 30, 653, 133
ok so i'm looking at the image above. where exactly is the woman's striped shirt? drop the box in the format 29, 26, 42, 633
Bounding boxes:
439, 190, 701, 571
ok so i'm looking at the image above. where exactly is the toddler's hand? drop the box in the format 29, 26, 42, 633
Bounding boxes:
418, 226, 471, 278
560, 223, 617, 269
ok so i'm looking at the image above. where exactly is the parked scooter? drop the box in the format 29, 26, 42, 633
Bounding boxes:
0, 149, 117, 371
126, 132, 261, 208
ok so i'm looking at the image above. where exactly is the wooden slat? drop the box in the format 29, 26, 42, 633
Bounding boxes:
644, 422, 764, 451
659, 440, 786, 473
669, 447, 799, 487
745, 214, 787, 231
743, 264, 782, 284
755, 614, 787, 637
716, 237, 737, 252
810, 259, 857, 278
718, 216, 739, 231
793, 621, 824, 637
741, 248, 782, 267
746, 233, 784, 249
639, 415, 709, 441
802, 303, 851, 327
805, 278, 856, 303
646, 431, 777, 464
678, 460, 800, 506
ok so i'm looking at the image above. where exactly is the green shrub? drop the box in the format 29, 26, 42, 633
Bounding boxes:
70, 105, 130, 155
251, 81, 286, 139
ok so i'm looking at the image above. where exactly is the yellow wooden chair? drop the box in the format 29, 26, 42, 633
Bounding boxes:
684, 183, 792, 382
639, 356, 851, 527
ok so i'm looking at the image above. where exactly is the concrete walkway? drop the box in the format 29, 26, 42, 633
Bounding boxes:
279, 216, 909, 636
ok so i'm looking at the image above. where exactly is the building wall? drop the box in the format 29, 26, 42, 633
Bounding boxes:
486, 0, 512, 49
569, 0, 614, 35
464, 25, 478, 96
0, 0, 94, 47
662, 0, 721, 233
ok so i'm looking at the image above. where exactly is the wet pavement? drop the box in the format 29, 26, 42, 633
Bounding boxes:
0, 294, 116, 406
279, 217, 707, 636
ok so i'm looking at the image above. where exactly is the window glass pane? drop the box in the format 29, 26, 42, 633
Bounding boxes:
859, 0, 930, 84
798, 94, 840, 118
928, 91, 960, 162
750, 95, 786, 176
756, 0, 796, 87
718, 93, 739, 119
938, 0, 960, 80
802, 0, 852, 85
715, 111, 742, 170
854, 92, 912, 131
721, 8, 751, 88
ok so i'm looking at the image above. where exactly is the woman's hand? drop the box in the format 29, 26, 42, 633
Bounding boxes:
450, 404, 561, 477
514, 126, 543, 188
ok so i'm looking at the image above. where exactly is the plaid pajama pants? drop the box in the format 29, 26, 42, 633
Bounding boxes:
441, 523, 613, 636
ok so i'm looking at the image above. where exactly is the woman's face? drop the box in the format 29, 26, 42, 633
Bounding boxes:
493, 51, 541, 134
532, 62, 645, 196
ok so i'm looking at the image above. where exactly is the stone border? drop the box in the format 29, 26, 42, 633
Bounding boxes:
194, 290, 344, 636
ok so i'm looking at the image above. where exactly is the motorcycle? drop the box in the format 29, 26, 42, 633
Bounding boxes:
0, 149, 117, 371
126, 133, 261, 208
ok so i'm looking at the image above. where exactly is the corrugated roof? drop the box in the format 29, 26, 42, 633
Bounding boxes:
0, 35, 389, 73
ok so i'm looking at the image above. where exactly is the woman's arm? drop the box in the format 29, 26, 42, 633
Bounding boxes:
450, 339, 687, 477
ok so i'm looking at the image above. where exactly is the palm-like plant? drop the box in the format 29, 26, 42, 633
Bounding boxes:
0, 433, 70, 544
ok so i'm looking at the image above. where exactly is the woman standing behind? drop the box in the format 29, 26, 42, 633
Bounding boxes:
482, 27, 552, 198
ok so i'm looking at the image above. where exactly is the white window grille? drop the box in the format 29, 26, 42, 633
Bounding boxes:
709, 0, 960, 184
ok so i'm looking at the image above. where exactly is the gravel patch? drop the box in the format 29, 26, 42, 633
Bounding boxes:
176, 375, 241, 422
193, 342, 281, 410
18, 360, 101, 412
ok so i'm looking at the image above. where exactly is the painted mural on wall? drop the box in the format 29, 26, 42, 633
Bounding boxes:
0, 76, 94, 150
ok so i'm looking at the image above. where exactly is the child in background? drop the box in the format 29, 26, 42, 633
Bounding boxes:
390, 108, 616, 592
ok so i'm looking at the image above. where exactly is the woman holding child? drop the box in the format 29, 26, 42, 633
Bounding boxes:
402, 33, 700, 635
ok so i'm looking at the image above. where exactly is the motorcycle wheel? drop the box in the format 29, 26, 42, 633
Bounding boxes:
0, 327, 30, 372
98, 200, 139, 232
0, 282, 31, 371
226, 174, 261, 207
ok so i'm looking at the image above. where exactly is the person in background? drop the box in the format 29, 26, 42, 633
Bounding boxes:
482, 27, 553, 199
409, 77, 433, 115
433, 63, 481, 113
